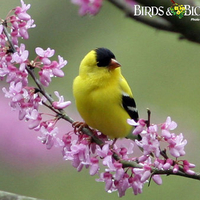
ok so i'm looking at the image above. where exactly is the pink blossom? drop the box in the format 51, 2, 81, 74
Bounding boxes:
39, 68, 52, 87
90, 157, 99, 175
64, 143, 90, 171
152, 175, 162, 185
183, 160, 195, 168
11, 30, 19, 45
114, 162, 124, 181
5, 66, 28, 86
96, 144, 114, 171
154, 158, 165, 169
25, 108, 42, 129
35, 47, 55, 65
141, 170, 151, 182
0, 24, 3, 34
52, 55, 67, 77
118, 145, 133, 160
125, 0, 138, 7
163, 158, 173, 170
127, 118, 138, 126
37, 55, 66, 86
135, 129, 160, 158
72, 0, 103, 16
133, 165, 151, 183
161, 116, 177, 139
48, 61, 64, 77
138, 155, 149, 162
0, 62, 10, 77
96, 172, 113, 192
15, 0, 31, 21
52, 91, 71, 109
62, 134, 72, 151
130, 175, 144, 195
5, 65, 18, 82
183, 165, 195, 175
0, 33, 6, 47
19, 24, 29, 39
115, 173, 130, 197
173, 164, 179, 173
38, 126, 61, 150
25, 18, 36, 29
10, 15, 18, 29
182, 160, 196, 175
11, 1, 35, 43
12, 43, 29, 71
168, 133, 187, 157
96, 143, 110, 158
127, 119, 146, 135
2, 81, 24, 102
102, 154, 115, 171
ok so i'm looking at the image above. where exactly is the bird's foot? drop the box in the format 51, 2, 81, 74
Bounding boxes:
72, 121, 90, 134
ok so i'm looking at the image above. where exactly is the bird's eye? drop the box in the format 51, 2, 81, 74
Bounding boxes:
95, 48, 115, 67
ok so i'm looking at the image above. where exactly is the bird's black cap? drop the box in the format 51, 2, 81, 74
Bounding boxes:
95, 48, 116, 67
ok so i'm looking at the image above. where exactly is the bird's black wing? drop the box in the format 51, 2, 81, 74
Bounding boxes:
122, 93, 139, 122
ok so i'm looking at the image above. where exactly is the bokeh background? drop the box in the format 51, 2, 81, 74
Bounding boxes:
0, 0, 200, 200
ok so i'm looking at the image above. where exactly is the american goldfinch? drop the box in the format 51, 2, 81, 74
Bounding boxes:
73, 48, 139, 139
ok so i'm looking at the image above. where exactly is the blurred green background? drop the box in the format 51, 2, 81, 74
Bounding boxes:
0, 0, 200, 199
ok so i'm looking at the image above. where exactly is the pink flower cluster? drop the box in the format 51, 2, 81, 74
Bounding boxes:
0, 0, 69, 149
71, 0, 103, 15
61, 117, 195, 197
125, 0, 138, 7
130, 117, 195, 174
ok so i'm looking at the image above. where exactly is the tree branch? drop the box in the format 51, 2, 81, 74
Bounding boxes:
107, 0, 200, 44
114, 152, 200, 181
107, 0, 178, 33
0, 190, 43, 200
2, 21, 104, 147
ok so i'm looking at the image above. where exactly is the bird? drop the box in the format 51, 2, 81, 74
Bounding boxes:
73, 47, 139, 139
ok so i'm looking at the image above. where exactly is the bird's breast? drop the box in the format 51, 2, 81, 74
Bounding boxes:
73, 76, 132, 138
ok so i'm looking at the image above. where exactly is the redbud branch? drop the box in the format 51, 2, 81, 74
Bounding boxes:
0, 190, 41, 200
2, 20, 15, 53
1, 22, 104, 147
107, 0, 200, 44
2, 21, 53, 105
112, 151, 143, 168
26, 65, 54, 103
117, 155, 200, 181
107, 0, 178, 33
152, 168, 200, 181
112, 143, 200, 181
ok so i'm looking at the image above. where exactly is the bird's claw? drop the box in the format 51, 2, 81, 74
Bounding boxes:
72, 121, 89, 134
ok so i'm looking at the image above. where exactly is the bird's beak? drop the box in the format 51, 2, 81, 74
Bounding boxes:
108, 58, 121, 70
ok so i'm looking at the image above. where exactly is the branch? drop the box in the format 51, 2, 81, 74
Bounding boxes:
107, 0, 178, 33
107, 0, 200, 44
2, 21, 104, 147
152, 168, 200, 181
114, 151, 200, 181
0, 190, 43, 200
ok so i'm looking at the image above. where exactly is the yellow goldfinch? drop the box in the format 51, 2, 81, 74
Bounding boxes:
73, 48, 139, 139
